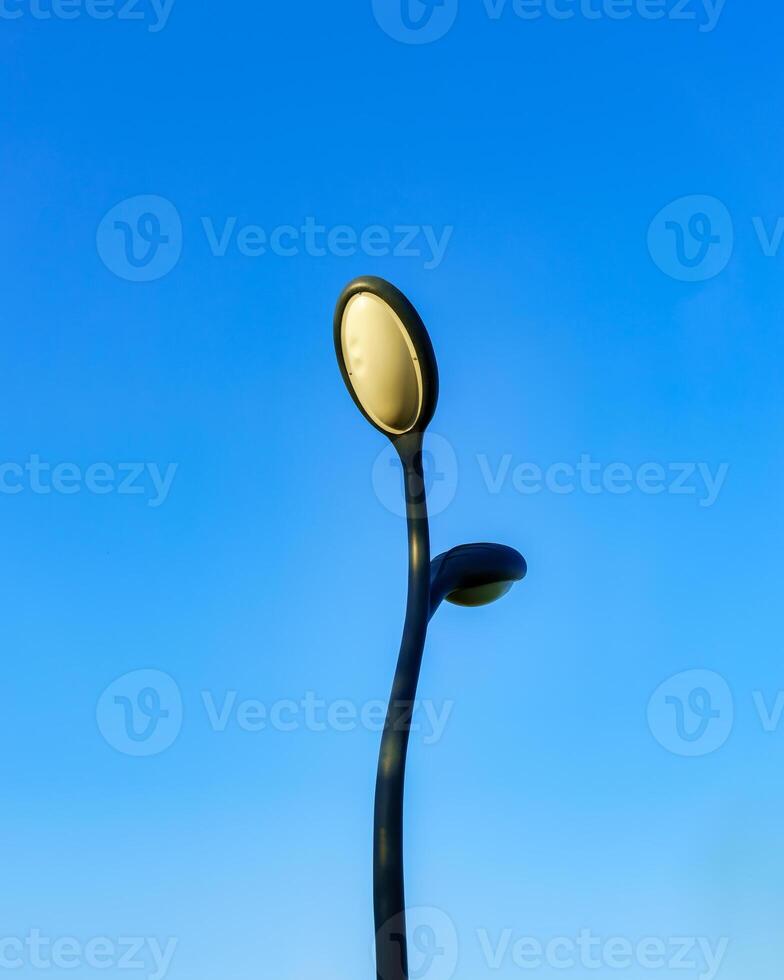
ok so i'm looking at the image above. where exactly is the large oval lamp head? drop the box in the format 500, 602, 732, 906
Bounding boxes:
430, 543, 527, 609
334, 277, 439, 439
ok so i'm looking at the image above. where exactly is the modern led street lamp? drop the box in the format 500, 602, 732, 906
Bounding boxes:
334, 276, 527, 980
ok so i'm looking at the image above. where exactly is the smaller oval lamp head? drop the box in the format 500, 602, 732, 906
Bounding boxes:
430, 543, 527, 609
334, 277, 439, 439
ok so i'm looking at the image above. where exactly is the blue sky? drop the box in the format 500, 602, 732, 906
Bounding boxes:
2, 1, 784, 979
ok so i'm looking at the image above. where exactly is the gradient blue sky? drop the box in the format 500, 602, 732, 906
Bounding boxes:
3, 2, 784, 979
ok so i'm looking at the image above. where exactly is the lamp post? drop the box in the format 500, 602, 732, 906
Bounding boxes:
334, 276, 527, 980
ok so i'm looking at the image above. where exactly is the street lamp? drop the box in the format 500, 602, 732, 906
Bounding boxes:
334, 276, 527, 980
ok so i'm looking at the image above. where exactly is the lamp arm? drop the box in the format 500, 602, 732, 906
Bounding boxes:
428, 558, 451, 622
373, 431, 431, 980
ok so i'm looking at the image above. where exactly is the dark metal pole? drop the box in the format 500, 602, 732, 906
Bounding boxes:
373, 430, 431, 980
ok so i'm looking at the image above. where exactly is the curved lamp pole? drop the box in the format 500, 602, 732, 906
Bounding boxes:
334, 277, 527, 980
